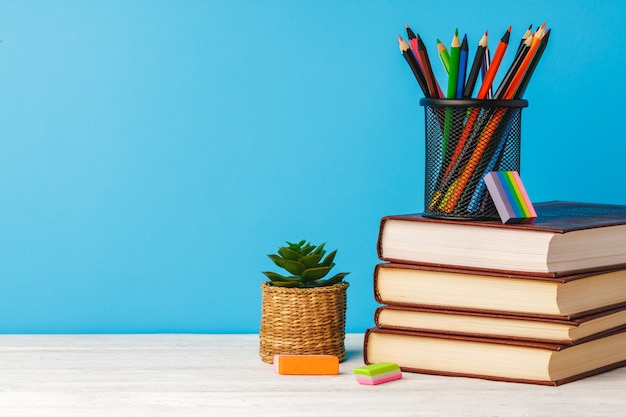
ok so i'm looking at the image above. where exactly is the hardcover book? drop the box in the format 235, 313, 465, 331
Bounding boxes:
363, 327, 626, 386
373, 262, 626, 318
377, 201, 626, 276
374, 304, 626, 344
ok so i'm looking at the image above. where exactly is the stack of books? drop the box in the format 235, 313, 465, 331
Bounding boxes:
364, 201, 626, 386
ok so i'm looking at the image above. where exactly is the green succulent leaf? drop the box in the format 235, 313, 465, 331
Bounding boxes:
300, 244, 316, 256
301, 266, 331, 282
278, 247, 300, 261
299, 253, 322, 268
312, 242, 326, 254
306, 272, 349, 287
326, 272, 349, 285
264, 240, 350, 287
280, 259, 306, 276
321, 249, 337, 267
267, 254, 285, 268
262, 271, 299, 282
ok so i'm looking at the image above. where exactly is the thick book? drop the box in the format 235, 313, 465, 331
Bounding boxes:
374, 304, 626, 345
373, 262, 626, 318
377, 201, 626, 276
363, 327, 626, 386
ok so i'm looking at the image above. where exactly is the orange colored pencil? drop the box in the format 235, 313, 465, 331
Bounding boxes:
516, 27, 551, 98
502, 24, 546, 99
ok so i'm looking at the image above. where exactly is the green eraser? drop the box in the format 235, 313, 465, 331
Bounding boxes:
353, 362, 400, 377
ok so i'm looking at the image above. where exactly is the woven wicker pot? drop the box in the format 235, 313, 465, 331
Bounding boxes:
259, 282, 349, 364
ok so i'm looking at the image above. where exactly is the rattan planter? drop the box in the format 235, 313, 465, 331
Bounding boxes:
259, 281, 349, 364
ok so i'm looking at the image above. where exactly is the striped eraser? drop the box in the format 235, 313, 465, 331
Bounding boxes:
354, 362, 402, 385
484, 171, 537, 224
273, 355, 339, 375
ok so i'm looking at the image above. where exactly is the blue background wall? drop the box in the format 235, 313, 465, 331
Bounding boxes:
0, 1, 624, 333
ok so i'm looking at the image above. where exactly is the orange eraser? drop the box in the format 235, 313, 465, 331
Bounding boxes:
273, 355, 339, 375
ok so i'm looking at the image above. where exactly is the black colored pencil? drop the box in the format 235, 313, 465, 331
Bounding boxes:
494, 34, 532, 99
462, 31, 488, 99
515, 28, 551, 98
398, 35, 430, 96
405, 24, 417, 42
405, 24, 420, 61
517, 24, 532, 53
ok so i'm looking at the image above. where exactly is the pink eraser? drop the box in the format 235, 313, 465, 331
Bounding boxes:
354, 362, 402, 385
356, 372, 403, 385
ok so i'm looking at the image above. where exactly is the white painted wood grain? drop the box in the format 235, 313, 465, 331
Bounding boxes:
0, 334, 623, 416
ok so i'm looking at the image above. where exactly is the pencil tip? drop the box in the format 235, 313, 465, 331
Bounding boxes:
507, 26, 512, 32
405, 23, 409, 28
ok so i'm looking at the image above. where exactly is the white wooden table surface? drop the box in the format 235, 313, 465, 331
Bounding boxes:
0, 333, 624, 416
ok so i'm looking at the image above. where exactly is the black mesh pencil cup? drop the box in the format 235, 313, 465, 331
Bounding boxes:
420, 98, 528, 220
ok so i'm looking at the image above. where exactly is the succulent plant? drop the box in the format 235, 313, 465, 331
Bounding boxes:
262, 240, 350, 288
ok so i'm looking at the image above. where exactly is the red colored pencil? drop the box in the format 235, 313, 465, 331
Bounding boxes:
476, 26, 511, 99
417, 35, 442, 98
405, 24, 421, 64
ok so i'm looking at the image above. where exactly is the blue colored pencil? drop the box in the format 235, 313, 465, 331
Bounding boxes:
456, 34, 468, 98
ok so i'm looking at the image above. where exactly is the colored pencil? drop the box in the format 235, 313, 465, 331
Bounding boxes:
462, 31, 488, 98
417, 35, 442, 98
517, 24, 533, 52
476, 26, 511, 99
515, 28, 550, 98
405, 24, 421, 64
502, 24, 545, 99
447, 29, 461, 99
398, 35, 430, 96
494, 34, 532, 99
436, 39, 450, 74
456, 34, 468, 98
442, 30, 461, 158
481, 47, 491, 98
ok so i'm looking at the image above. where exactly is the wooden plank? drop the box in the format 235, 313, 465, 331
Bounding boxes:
0, 334, 623, 416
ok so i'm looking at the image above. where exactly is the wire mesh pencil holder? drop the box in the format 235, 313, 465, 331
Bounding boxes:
420, 98, 528, 220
